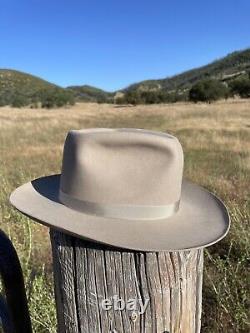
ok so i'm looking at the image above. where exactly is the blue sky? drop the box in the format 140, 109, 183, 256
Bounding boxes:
0, 0, 249, 91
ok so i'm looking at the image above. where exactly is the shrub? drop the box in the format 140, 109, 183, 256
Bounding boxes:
37, 89, 75, 108
189, 80, 229, 103
115, 96, 126, 105
0, 96, 8, 106
140, 91, 160, 104
230, 79, 250, 98
96, 96, 108, 104
124, 90, 142, 105
11, 95, 29, 108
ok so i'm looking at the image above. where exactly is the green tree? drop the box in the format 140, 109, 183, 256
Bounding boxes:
230, 79, 250, 98
189, 80, 229, 103
141, 91, 160, 104
0, 96, 8, 106
11, 95, 28, 107
96, 95, 108, 104
37, 88, 75, 108
123, 90, 141, 105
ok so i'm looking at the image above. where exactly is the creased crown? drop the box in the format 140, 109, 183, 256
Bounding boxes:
59, 128, 183, 210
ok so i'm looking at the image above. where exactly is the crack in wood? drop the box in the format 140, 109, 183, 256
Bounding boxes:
50, 230, 203, 333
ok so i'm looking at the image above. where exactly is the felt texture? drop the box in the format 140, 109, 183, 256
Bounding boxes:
10, 128, 230, 251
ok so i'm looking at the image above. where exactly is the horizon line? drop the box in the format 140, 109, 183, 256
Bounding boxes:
1, 46, 249, 92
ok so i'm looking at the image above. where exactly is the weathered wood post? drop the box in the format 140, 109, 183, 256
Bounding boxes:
50, 230, 203, 333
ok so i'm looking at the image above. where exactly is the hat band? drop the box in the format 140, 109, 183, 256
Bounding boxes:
59, 190, 180, 220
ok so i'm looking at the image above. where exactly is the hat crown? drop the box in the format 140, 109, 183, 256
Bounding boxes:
59, 129, 183, 209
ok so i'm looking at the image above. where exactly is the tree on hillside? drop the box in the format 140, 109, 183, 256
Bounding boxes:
115, 89, 189, 105
229, 79, 250, 98
140, 91, 161, 104
11, 95, 29, 107
37, 88, 75, 108
189, 79, 229, 103
124, 90, 141, 105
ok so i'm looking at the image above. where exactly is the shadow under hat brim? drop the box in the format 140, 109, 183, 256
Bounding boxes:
9, 174, 230, 251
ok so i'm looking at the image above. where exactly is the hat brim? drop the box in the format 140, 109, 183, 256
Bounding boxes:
10, 174, 230, 251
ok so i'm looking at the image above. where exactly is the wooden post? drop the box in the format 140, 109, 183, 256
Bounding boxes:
50, 229, 203, 333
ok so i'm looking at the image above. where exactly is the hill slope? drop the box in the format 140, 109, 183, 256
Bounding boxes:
67, 84, 114, 102
125, 48, 250, 93
0, 69, 62, 105
0, 70, 112, 106
1, 48, 250, 106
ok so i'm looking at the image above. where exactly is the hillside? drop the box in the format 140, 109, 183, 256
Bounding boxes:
67, 85, 114, 103
125, 48, 250, 93
1, 48, 250, 107
0, 70, 112, 106
0, 69, 62, 105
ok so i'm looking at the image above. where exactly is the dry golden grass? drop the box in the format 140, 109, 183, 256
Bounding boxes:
0, 99, 249, 332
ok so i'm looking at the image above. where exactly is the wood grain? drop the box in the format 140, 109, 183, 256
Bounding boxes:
50, 230, 203, 333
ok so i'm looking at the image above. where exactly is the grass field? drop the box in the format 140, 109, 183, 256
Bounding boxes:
0, 100, 249, 332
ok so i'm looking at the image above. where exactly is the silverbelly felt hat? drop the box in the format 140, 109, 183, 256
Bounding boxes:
10, 128, 230, 251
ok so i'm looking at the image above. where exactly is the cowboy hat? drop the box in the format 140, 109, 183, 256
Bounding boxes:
10, 128, 230, 251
